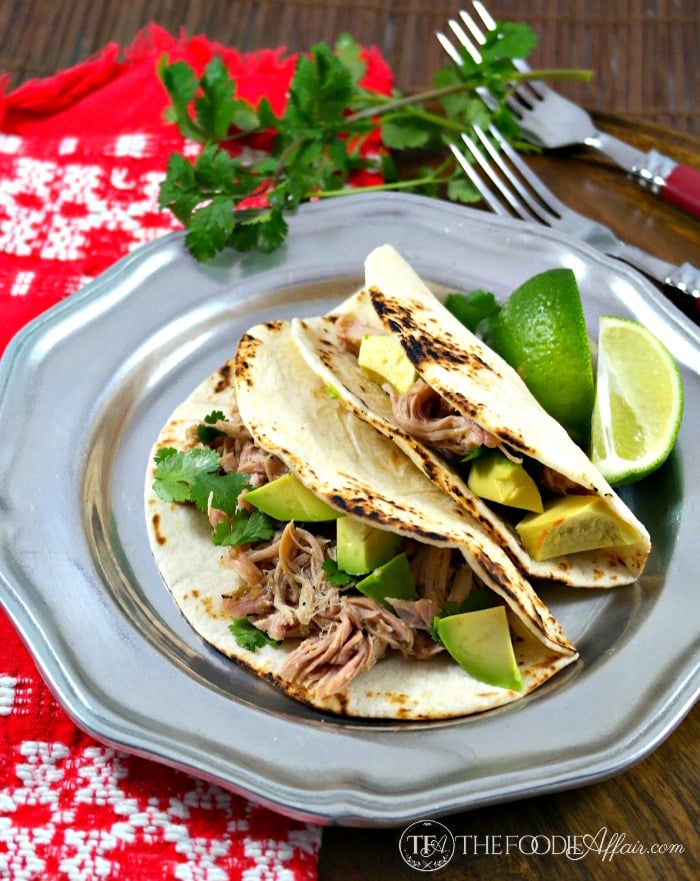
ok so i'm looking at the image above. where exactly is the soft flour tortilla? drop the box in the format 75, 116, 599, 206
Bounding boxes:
145, 321, 578, 720
292, 245, 650, 588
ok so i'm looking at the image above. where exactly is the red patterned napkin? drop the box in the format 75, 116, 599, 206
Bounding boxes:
0, 25, 393, 878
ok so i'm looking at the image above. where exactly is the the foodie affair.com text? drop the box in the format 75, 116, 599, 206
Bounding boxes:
398, 820, 686, 871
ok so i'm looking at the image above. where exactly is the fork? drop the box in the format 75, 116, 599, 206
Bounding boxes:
437, 2, 700, 221
449, 125, 700, 300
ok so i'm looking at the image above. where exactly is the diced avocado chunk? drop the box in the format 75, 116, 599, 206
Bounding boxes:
357, 333, 417, 394
516, 494, 639, 561
356, 553, 418, 607
336, 516, 402, 576
437, 606, 523, 691
468, 451, 543, 512
244, 472, 341, 522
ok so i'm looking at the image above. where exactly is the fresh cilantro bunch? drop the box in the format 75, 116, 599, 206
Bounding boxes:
158, 27, 591, 260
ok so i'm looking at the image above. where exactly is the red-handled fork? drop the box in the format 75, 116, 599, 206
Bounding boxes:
437, 2, 700, 222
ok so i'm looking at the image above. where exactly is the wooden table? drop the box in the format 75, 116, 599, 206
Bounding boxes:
2, 3, 698, 879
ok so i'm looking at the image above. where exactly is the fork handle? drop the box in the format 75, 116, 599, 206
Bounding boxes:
634, 150, 700, 221
656, 164, 700, 221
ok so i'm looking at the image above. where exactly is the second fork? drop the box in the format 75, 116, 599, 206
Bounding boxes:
450, 126, 700, 301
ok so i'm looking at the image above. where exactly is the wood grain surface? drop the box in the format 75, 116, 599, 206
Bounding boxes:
2, 3, 698, 878
0, 0, 698, 135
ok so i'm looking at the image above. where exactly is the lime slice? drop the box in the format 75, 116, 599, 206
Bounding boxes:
590, 316, 683, 485
487, 268, 595, 446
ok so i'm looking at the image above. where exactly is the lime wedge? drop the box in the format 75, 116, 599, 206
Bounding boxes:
487, 268, 595, 446
590, 316, 683, 485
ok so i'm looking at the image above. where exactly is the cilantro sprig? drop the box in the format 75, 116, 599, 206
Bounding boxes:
152, 445, 274, 546
157, 28, 591, 260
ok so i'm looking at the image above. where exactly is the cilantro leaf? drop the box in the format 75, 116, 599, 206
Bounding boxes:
461, 447, 486, 463
194, 56, 238, 140
152, 447, 220, 503
322, 558, 360, 586
444, 289, 501, 333
333, 33, 367, 85
190, 470, 250, 515
212, 509, 275, 546
185, 196, 236, 262
380, 118, 431, 150
229, 617, 281, 651
196, 410, 227, 443
158, 153, 202, 223
482, 22, 537, 62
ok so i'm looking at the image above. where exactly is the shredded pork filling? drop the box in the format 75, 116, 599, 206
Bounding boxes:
208, 396, 485, 697
386, 379, 501, 457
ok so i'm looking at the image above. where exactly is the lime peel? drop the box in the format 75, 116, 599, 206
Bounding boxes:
486, 268, 595, 447
590, 316, 683, 485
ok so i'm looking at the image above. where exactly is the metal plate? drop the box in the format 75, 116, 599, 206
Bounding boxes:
1, 193, 698, 826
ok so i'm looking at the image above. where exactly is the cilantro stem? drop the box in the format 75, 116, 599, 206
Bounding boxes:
314, 158, 455, 199
347, 69, 592, 124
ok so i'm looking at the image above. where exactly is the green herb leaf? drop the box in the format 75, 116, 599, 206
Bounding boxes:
152, 447, 220, 503
483, 21, 537, 62
444, 289, 501, 332
460, 447, 486, 463
196, 410, 227, 443
322, 558, 360, 586
212, 509, 275, 546
194, 56, 238, 140
190, 471, 250, 515
228, 617, 281, 651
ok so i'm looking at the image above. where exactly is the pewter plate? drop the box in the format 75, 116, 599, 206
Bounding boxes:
1, 193, 698, 826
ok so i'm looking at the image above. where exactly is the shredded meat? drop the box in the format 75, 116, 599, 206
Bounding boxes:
539, 466, 588, 496
333, 312, 384, 354
410, 545, 461, 608
390, 597, 440, 630
387, 379, 501, 456
207, 393, 493, 699
278, 595, 414, 697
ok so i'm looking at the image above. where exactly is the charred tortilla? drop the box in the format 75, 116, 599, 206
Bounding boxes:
145, 320, 577, 719
292, 245, 650, 588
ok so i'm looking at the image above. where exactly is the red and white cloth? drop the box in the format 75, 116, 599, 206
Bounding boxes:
0, 26, 393, 879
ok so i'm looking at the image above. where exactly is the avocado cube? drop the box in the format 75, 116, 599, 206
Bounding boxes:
357, 333, 417, 394
244, 472, 341, 522
437, 606, 523, 691
516, 494, 640, 561
336, 516, 402, 576
468, 451, 543, 512
356, 553, 418, 607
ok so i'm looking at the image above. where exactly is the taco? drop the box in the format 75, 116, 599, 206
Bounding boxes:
291, 245, 650, 588
145, 319, 577, 719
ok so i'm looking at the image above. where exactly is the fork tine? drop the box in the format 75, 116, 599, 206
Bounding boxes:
435, 29, 464, 67
448, 142, 510, 218
436, 21, 499, 110
456, 131, 538, 222
470, 1, 497, 33
466, 2, 532, 74
448, 18, 483, 64
485, 126, 569, 217
452, 123, 573, 230
458, 8, 488, 47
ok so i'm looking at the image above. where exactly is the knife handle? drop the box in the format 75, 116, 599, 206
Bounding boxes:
658, 164, 700, 221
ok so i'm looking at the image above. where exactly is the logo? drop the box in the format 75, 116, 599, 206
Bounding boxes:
399, 820, 456, 871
